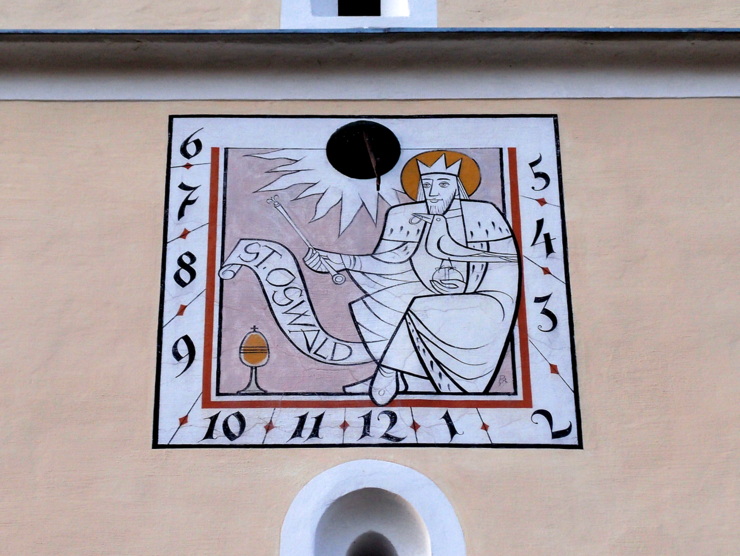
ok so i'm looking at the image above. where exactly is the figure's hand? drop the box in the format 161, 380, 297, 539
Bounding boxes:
303, 249, 345, 274
431, 278, 465, 294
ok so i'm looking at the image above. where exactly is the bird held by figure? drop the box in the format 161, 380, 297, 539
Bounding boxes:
412, 213, 518, 264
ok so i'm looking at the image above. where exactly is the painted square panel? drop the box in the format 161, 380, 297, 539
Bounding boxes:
155, 115, 581, 448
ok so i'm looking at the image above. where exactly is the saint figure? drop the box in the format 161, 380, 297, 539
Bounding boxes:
304, 151, 520, 405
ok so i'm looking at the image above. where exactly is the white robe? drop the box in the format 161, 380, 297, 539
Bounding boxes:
348, 199, 520, 393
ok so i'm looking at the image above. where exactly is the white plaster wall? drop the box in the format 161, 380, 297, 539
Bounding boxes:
281, 460, 463, 555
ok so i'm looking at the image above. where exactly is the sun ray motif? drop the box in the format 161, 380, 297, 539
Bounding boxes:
248, 149, 405, 234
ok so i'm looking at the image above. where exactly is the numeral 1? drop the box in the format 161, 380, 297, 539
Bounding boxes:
441, 410, 462, 442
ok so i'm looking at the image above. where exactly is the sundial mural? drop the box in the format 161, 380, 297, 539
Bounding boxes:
155, 115, 581, 448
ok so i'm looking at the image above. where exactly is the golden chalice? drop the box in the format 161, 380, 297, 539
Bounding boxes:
237, 325, 270, 394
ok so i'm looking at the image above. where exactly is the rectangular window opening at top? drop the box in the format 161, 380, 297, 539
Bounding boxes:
287, 0, 430, 28
338, 0, 381, 16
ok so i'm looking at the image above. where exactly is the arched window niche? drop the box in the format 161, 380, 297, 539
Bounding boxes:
281, 0, 437, 29
280, 460, 465, 556
316, 488, 429, 556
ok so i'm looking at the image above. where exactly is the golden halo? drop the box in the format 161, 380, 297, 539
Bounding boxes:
400, 150, 481, 201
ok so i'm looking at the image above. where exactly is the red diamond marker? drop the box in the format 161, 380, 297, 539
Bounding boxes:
176, 304, 187, 317
550, 363, 559, 374
410, 421, 421, 432
264, 420, 275, 433
183, 163, 193, 170
480, 422, 490, 432
339, 420, 350, 431
536, 198, 547, 206
542, 267, 551, 275
178, 228, 191, 240
178, 415, 188, 426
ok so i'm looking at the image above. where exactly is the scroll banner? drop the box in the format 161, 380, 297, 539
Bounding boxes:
219, 239, 372, 366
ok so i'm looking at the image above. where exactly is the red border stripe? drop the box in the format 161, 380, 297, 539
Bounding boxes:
508, 147, 533, 407
202, 147, 220, 407
202, 147, 533, 409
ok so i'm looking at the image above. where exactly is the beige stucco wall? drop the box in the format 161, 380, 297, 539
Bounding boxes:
1, 98, 737, 554
0, 0, 737, 29
440, 0, 739, 28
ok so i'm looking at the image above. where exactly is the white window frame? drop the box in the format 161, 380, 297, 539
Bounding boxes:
280, 459, 466, 555
281, 0, 437, 29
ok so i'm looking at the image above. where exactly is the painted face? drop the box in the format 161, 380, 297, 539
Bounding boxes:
421, 173, 458, 214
